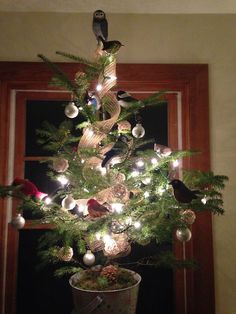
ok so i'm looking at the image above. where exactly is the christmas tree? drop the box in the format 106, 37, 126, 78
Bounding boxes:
0, 10, 228, 284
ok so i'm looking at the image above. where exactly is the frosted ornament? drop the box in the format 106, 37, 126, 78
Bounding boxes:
176, 228, 192, 242
53, 158, 69, 173
132, 123, 145, 138
64, 102, 79, 118
83, 250, 95, 266
11, 213, 25, 229
61, 195, 76, 210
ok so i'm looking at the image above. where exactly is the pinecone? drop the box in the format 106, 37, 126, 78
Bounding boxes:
100, 265, 118, 283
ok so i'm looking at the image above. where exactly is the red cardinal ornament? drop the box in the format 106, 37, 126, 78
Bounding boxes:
12, 177, 48, 200
87, 199, 109, 218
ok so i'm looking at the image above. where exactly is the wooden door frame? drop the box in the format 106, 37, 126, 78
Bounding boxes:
0, 62, 211, 314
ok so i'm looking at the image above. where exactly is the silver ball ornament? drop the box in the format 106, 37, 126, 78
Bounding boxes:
61, 195, 76, 210
83, 250, 95, 266
11, 213, 25, 229
64, 102, 79, 118
132, 123, 145, 138
176, 228, 192, 242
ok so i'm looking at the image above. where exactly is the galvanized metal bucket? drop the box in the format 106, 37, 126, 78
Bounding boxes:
69, 269, 141, 314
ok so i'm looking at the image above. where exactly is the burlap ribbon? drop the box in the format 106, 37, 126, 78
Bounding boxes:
78, 57, 119, 149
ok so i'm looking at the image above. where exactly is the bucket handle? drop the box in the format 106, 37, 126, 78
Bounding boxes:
72, 295, 103, 314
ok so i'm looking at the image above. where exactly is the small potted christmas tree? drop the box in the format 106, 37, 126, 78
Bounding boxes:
0, 10, 228, 314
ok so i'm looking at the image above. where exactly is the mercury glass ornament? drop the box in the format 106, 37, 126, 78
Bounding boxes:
58, 246, 73, 262
64, 102, 79, 118
83, 250, 95, 266
61, 195, 76, 210
181, 209, 196, 225
11, 213, 25, 229
176, 228, 192, 242
132, 123, 145, 138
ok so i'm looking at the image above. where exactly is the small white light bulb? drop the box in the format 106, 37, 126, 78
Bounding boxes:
57, 175, 69, 186
136, 160, 145, 168
201, 196, 208, 204
125, 217, 132, 225
95, 232, 101, 240
111, 203, 124, 214
158, 187, 165, 195
134, 221, 141, 229
173, 160, 179, 168
142, 177, 151, 185
131, 170, 139, 177
151, 158, 158, 165
44, 197, 52, 205
96, 84, 103, 91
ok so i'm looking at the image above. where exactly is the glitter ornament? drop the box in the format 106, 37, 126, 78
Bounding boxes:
61, 195, 76, 210
176, 228, 192, 242
117, 120, 131, 132
112, 184, 128, 199
83, 250, 95, 266
53, 158, 69, 173
58, 246, 73, 262
64, 102, 79, 118
103, 233, 130, 258
132, 123, 145, 138
181, 209, 196, 225
11, 213, 25, 229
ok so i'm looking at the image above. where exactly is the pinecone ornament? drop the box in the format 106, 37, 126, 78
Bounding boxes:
101, 265, 118, 283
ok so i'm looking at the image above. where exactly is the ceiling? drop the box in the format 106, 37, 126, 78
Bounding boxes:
0, 0, 236, 13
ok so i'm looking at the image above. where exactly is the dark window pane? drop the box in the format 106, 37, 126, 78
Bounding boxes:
129, 101, 168, 149
25, 100, 83, 156
17, 229, 73, 314
24, 161, 58, 194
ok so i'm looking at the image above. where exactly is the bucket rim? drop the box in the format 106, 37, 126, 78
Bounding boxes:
69, 268, 141, 293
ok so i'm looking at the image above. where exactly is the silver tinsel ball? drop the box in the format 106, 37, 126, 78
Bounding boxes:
64, 102, 79, 118
83, 250, 95, 266
11, 213, 25, 229
176, 228, 192, 242
61, 195, 76, 210
132, 123, 145, 138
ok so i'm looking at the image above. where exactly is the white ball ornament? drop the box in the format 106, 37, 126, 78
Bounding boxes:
64, 102, 79, 118
61, 195, 76, 210
11, 213, 25, 229
176, 228, 192, 242
83, 250, 95, 266
132, 123, 145, 138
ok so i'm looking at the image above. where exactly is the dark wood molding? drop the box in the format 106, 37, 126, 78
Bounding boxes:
0, 62, 211, 314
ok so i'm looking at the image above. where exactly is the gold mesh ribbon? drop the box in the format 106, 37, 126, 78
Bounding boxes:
78, 57, 118, 149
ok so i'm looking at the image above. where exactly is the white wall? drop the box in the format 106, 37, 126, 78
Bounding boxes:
0, 12, 236, 314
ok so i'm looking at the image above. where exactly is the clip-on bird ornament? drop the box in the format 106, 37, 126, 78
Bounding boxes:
87, 199, 110, 218
101, 135, 129, 168
169, 179, 200, 204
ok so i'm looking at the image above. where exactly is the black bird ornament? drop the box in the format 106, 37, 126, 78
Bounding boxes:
101, 135, 129, 168
116, 90, 139, 108
92, 10, 108, 42
98, 36, 124, 54
169, 179, 199, 204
